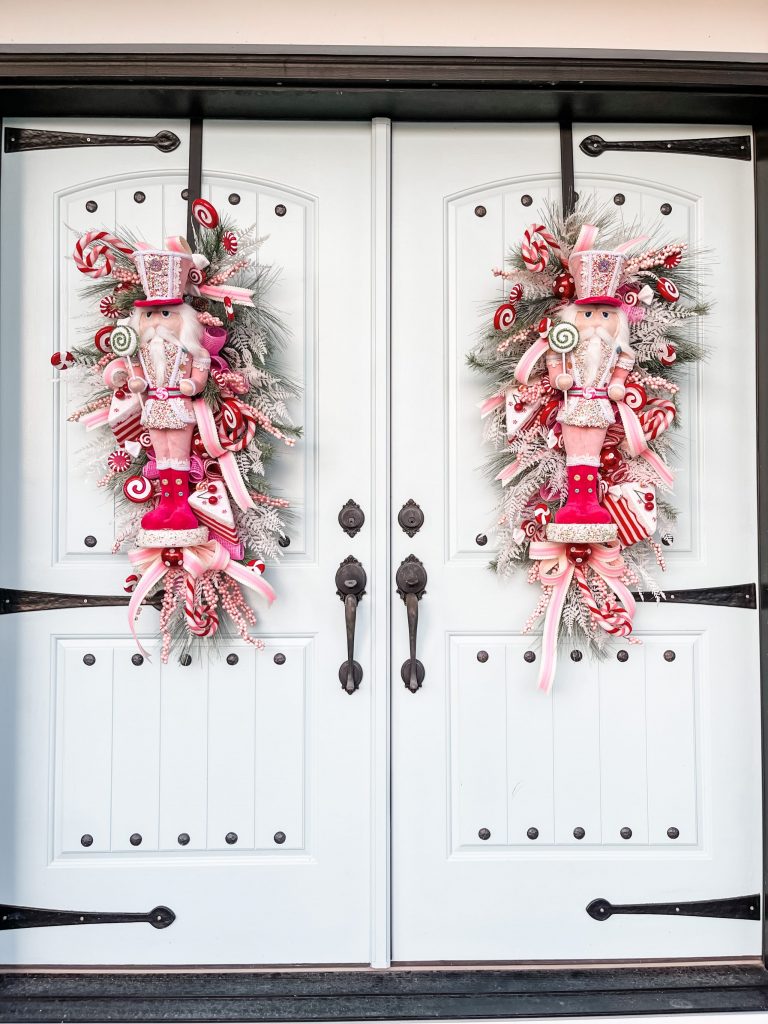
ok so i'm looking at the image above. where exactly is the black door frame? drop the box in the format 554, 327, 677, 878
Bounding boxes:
1, 49, 768, 1021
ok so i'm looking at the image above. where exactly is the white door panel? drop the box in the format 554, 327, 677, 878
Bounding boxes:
390, 123, 760, 961
0, 119, 377, 965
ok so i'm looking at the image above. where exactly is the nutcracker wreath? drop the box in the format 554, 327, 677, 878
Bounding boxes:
55, 198, 300, 662
470, 200, 706, 691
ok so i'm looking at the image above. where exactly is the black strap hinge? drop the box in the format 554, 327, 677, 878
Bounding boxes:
632, 582, 756, 609
588, 894, 760, 922
580, 134, 751, 161
4, 128, 180, 154
0, 587, 163, 615
0, 904, 174, 931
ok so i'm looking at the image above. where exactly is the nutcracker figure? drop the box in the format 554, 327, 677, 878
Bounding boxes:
103, 246, 211, 547
545, 236, 636, 543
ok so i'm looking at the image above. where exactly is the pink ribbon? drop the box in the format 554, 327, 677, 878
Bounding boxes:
81, 408, 110, 431
529, 540, 636, 693
515, 338, 550, 385
479, 394, 505, 418
496, 457, 523, 486
127, 540, 276, 658
188, 282, 255, 307
615, 400, 674, 487
193, 399, 255, 511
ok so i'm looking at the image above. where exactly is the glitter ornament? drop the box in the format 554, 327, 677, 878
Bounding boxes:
552, 272, 575, 300
566, 543, 592, 566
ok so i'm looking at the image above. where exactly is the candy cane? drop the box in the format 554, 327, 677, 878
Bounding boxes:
521, 224, 561, 273
185, 574, 219, 637
73, 231, 134, 278
573, 569, 633, 637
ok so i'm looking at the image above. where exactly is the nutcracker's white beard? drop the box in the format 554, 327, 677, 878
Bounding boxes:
559, 304, 632, 355
127, 303, 207, 384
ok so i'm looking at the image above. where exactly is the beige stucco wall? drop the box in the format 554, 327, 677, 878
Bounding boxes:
0, 0, 766, 53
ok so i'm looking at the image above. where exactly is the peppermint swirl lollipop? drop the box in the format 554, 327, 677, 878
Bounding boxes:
110, 324, 139, 357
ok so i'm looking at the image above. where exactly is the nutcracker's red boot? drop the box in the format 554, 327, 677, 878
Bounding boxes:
162, 469, 201, 531
140, 468, 174, 530
555, 462, 612, 525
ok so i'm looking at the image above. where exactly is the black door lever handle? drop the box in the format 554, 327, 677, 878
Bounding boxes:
335, 556, 367, 694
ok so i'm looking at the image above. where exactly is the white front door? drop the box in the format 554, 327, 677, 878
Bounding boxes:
0, 118, 761, 968
0, 118, 382, 965
390, 123, 761, 962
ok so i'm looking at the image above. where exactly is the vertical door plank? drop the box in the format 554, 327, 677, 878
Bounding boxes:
253, 642, 307, 850
110, 644, 161, 851
645, 637, 698, 845
58, 644, 114, 854
206, 645, 257, 850
552, 654, 602, 845
159, 653, 209, 851
507, 641, 555, 844
599, 648, 649, 844
452, 639, 508, 847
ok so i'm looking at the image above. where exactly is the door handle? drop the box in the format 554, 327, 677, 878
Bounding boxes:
335, 556, 367, 694
396, 555, 427, 692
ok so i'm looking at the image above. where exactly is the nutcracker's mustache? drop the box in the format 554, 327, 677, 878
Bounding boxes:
140, 324, 179, 344
579, 324, 617, 343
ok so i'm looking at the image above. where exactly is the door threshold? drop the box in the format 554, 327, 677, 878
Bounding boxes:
2, 961, 768, 1021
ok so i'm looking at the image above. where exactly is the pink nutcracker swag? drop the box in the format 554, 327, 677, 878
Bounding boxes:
66, 218, 283, 662
544, 229, 638, 544
105, 247, 212, 548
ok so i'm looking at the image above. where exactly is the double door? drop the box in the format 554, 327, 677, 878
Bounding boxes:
0, 118, 760, 966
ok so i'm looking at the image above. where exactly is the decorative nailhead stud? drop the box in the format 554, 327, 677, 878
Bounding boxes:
86, 200, 98, 213
278, 535, 290, 548
477, 650, 489, 663
620, 826, 632, 840
478, 828, 491, 841
225, 832, 238, 845
524, 650, 536, 663
474, 205, 487, 218
527, 827, 539, 840
131, 654, 144, 666
661, 203, 672, 215
228, 193, 241, 205
178, 833, 190, 846
181, 188, 190, 200
80, 834, 94, 847
476, 533, 488, 546
130, 833, 142, 847
83, 654, 96, 666
179, 654, 192, 667
275, 204, 287, 217
274, 653, 286, 665
226, 653, 239, 666
617, 650, 629, 662
667, 827, 680, 839
664, 650, 676, 662
133, 191, 146, 204
570, 650, 582, 662
573, 827, 586, 840
274, 832, 286, 845
84, 535, 97, 548
613, 193, 625, 205
521, 194, 533, 207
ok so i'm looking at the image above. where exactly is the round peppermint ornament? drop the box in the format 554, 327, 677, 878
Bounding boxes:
657, 277, 680, 302
548, 321, 579, 354
123, 475, 153, 503
192, 198, 219, 229
94, 326, 114, 353
222, 231, 238, 255
50, 350, 75, 370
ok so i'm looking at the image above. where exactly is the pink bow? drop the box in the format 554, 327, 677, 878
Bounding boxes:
529, 540, 636, 693
127, 540, 275, 658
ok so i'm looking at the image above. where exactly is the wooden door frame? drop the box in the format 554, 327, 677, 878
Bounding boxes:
1, 48, 768, 1020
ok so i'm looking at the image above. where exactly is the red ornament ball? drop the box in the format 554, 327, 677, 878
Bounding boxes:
161, 547, 184, 568
657, 277, 680, 302
553, 272, 576, 300
566, 543, 593, 566
123, 475, 153, 503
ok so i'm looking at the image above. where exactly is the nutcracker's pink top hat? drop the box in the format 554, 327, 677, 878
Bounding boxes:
132, 248, 194, 307
567, 224, 645, 307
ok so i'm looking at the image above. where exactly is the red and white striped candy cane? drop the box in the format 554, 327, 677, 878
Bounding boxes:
573, 568, 633, 637
73, 231, 134, 278
185, 574, 219, 637
520, 224, 561, 273
638, 398, 676, 441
